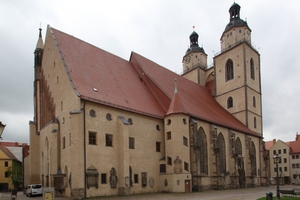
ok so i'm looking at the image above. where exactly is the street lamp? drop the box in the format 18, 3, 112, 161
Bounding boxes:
0, 121, 6, 140
273, 154, 281, 200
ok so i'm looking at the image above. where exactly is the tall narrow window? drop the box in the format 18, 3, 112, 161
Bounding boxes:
106, 134, 113, 147
166, 131, 171, 140
254, 117, 257, 129
235, 137, 242, 156
194, 127, 208, 174
250, 58, 255, 80
217, 133, 226, 174
129, 137, 135, 149
253, 96, 256, 108
250, 141, 257, 176
227, 97, 233, 108
62, 137, 66, 149
156, 142, 161, 152
101, 174, 107, 184
183, 136, 188, 147
225, 59, 234, 81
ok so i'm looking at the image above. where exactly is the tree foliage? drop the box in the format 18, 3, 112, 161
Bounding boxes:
6, 160, 22, 189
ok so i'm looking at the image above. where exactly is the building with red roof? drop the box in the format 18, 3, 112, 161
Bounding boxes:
26, 3, 268, 198
264, 133, 300, 185
0, 146, 22, 191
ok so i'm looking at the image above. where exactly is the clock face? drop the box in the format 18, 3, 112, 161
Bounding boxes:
185, 56, 191, 64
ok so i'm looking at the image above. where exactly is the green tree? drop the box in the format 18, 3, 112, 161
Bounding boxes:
6, 160, 23, 189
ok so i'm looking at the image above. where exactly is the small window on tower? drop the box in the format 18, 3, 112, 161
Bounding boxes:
227, 97, 233, 108
225, 59, 234, 81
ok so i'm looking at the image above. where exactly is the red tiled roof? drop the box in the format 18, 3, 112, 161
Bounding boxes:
265, 140, 275, 150
49, 26, 259, 137
286, 140, 300, 154
205, 80, 215, 96
166, 89, 187, 115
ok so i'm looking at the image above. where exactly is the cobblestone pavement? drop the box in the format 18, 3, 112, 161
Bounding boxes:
1, 185, 299, 200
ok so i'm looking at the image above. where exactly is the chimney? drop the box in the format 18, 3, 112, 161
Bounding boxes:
296, 132, 300, 141
273, 139, 276, 144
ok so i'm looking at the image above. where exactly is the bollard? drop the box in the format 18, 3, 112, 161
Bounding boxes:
266, 191, 273, 200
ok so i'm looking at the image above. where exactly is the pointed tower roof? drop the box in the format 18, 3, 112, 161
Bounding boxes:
223, 3, 250, 32
36, 28, 44, 50
166, 79, 187, 115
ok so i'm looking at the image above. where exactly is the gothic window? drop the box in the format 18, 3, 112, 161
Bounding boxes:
235, 137, 242, 156
250, 141, 257, 176
253, 96, 256, 108
254, 117, 257, 129
225, 59, 234, 81
227, 97, 233, 108
250, 58, 255, 80
195, 127, 208, 174
217, 133, 226, 174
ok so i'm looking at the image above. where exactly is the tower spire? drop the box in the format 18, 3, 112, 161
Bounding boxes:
36, 28, 44, 50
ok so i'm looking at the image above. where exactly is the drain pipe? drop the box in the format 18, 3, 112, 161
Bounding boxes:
83, 101, 87, 197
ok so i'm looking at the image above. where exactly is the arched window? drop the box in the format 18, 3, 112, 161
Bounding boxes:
225, 59, 234, 81
250, 141, 257, 176
217, 133, 226, 174
250, 58, 255, 80
196, 127, 208, 174
253, 96, 256, 108
227, 97, 233, 108
235, 137, 242, 156
254, 117, 257, 129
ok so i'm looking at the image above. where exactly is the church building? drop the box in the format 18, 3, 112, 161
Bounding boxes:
26, 3, 268, 198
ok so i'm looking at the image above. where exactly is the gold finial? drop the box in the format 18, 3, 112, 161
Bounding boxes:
193, 26, 195, 31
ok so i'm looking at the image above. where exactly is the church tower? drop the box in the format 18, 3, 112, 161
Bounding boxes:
214, 3, 262, 135
182, 30, 208, 86
34, 28, 44, 133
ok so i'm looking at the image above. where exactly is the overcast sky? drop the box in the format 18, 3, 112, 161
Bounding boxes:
0, 0, 299, 144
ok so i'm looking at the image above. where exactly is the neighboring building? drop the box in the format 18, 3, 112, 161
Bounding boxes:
287, 133, 300, 185
269, 140, 290, 184
0, 146, 21, 191
265, 133, 300, 185
0, 142, 30, 191
26, 3, 268, 198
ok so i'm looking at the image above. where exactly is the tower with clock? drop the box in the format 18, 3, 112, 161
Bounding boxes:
182, 31, 208, 87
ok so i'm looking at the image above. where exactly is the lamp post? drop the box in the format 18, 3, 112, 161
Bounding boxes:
273, 154, 281, 200
0, 121, 6, 140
